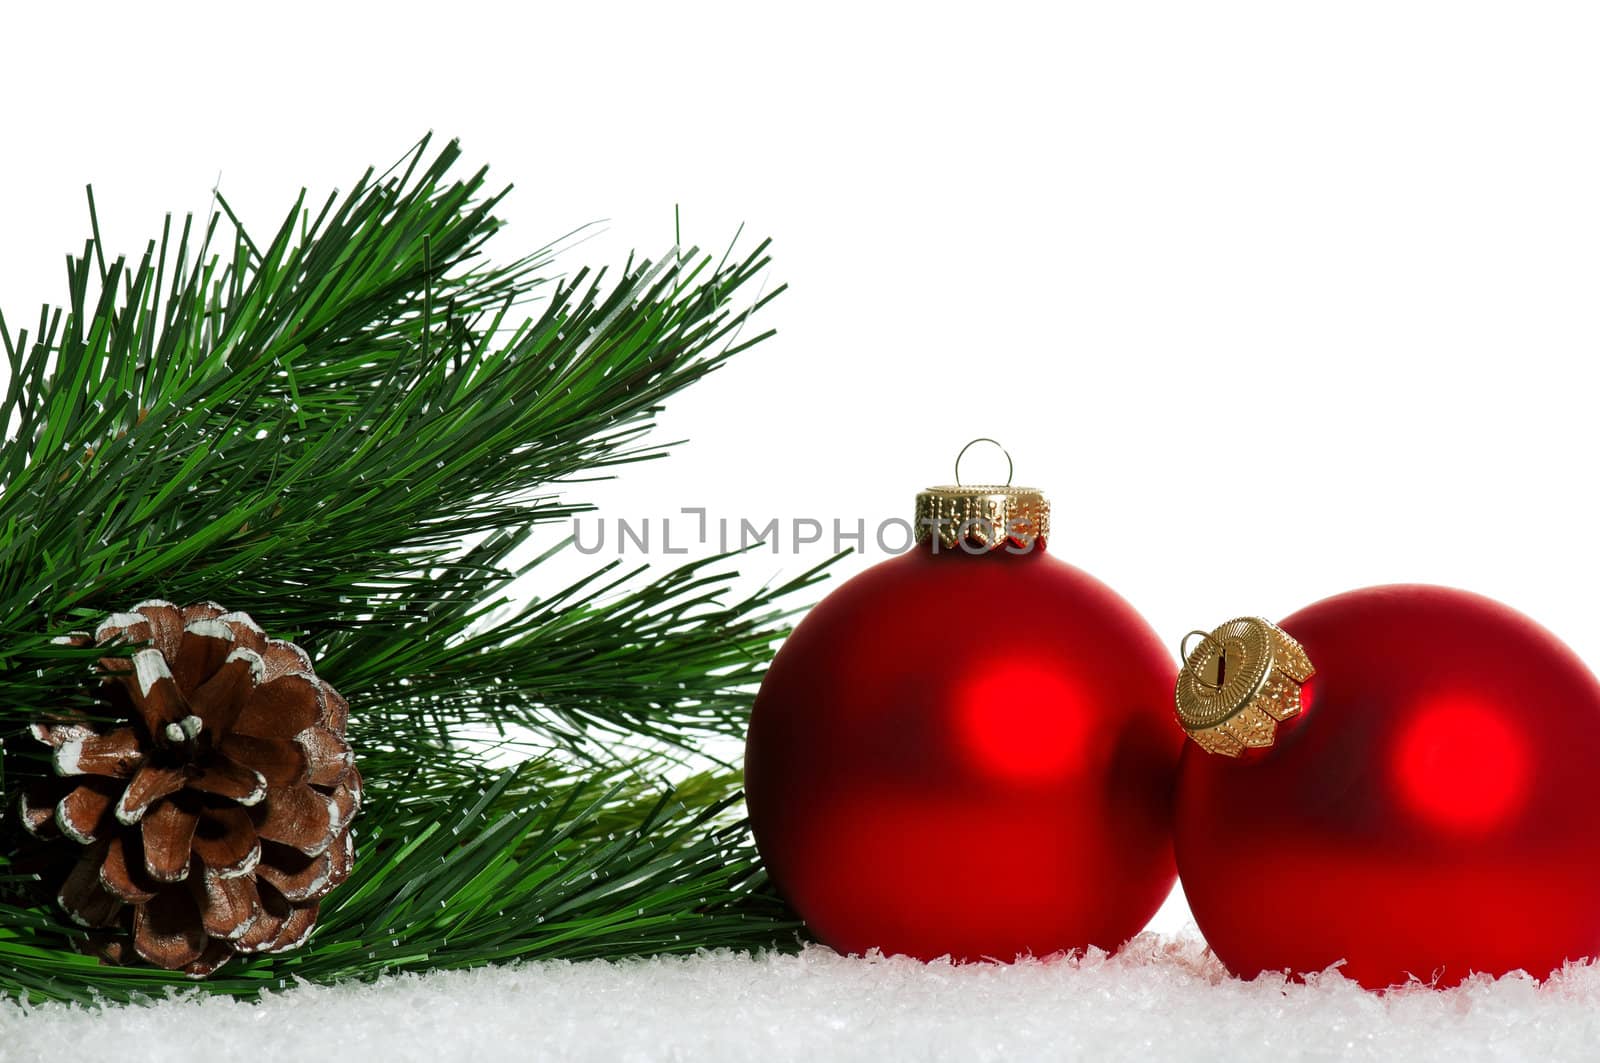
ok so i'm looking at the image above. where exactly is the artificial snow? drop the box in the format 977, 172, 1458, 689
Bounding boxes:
2, 934, 1599, 1062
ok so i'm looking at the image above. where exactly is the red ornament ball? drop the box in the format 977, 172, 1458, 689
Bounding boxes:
746, 544, 1182, 962
1175, 585, 1600, 988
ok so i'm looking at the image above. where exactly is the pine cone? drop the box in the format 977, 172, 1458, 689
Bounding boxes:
19, 601, 360, 977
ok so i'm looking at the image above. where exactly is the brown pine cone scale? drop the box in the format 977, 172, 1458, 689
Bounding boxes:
21, 601, 360, 977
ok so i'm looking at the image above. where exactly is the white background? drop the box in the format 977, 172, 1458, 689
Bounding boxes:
5, 1, 1599, 936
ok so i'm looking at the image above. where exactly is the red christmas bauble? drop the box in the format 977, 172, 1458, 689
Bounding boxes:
1174, 585, 1600, 989
746, 490, 1181, 962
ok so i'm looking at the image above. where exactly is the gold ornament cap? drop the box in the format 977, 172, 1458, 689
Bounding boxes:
1174, 617, 1316, 756
913, 439, 1050, 551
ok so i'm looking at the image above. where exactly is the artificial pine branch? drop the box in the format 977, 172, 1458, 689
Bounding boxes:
0, 133, 783, 648
0, 136, 821, 1003
335, 550, 832, 753
0, 759, 794, 1004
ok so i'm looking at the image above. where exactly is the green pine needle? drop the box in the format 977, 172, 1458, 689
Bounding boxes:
0, 134, 823, 1004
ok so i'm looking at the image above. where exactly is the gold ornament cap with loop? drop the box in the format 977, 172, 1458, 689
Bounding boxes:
1174, 617, 1316, 756
914, 438, 1051, 552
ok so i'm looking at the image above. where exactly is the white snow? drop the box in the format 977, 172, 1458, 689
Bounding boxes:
224, 646, 267, 683
182, 618, 235, 643
94, 614, 147, 643
52, 736, 85, 777
3, 935, 1599, 1062
131, 650, 172, 699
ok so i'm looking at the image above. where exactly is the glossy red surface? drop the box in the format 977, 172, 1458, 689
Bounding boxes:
745, 545, 1182, 962
1175, 584, 1600, 988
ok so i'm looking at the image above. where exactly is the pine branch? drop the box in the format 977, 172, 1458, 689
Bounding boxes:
332, 549, 833, 753
0, 132, 783, 648
0, 759, 800, 1005
0, 137, 824, 1002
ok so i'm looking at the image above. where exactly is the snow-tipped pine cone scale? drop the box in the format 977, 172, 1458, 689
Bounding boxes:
19, 601, 361, 977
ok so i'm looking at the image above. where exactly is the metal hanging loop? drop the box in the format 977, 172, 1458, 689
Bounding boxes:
954, 438, 1014, 487
1179, 629, 1229, 691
